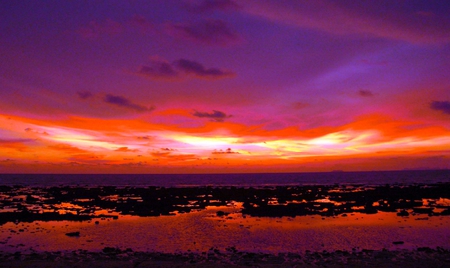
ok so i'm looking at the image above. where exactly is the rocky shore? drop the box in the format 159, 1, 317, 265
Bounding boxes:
1, 247, 449, 267
1, 183, 449, 225
1, 183, 449, 267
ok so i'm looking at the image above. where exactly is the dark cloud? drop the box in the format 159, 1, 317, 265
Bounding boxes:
168, 19, 239, 46
103, 94, 154, 112
138, 58, 179, 79
430, 101, 450, 114
192, 110, 231, 122
138, 58, 234, 80
187, 0, 240, 12
24, 128, 48, 136
358, 90, 374, 97
212, 148, 239, 154
137, 135, 152, 140
174, 59, 234, 78
77, 91, 94, 100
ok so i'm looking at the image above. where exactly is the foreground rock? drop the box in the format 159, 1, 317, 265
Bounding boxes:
0, 248, 449, 267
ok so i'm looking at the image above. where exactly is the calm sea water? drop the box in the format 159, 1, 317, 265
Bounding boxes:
0, 170, 449, 187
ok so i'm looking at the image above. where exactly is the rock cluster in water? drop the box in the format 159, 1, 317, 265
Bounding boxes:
0, 183, 449, 224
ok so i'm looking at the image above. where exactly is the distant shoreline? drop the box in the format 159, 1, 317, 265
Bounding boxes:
1, 168, 449, 175
1, 169, 449, 188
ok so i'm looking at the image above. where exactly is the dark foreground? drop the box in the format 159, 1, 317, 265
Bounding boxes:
1, 247, 450, 267
1, 182, 450, 267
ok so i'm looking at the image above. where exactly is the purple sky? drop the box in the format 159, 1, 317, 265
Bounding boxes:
1, 0, 450, 173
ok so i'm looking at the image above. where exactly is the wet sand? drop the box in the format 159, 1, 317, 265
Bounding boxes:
1, 183, 449, 266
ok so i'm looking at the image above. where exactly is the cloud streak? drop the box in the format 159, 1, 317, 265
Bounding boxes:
174, 59, 234, 78
358, 90, 374, 97
186, 0, 241, 13
104, 94, 154, 112
138, 58, 179, 80
77, 91, 94, 100
138, 58, 234, 80
241, 1, 450, 44
77, 19, 124, 39
430, 101, 450, 115
167, 19, 240, 46
192, 110, 231, 122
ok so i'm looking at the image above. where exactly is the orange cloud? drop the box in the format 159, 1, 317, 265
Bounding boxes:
1, 111, 450, 173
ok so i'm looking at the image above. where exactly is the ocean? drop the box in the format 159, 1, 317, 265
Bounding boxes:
0, 169, 449, 187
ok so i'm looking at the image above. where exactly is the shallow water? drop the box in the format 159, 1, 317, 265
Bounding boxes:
1, 204, 449, 254
1, 171, 449, 255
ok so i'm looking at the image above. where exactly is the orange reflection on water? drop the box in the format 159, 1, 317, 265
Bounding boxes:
1, 207, 449, 254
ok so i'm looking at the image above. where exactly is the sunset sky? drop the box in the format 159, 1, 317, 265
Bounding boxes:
1, 0, 450, 173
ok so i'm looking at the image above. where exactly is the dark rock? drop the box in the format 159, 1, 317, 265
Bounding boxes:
392, 241, 404, 245
65, 231, 80, 237
216, 211, 228, 217
413, 207, 434, 214
397, 210, 409, 217
440, 208, 450, 215
102, 247, 121, 254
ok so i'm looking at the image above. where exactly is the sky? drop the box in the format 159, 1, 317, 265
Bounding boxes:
1, 0, 450, 174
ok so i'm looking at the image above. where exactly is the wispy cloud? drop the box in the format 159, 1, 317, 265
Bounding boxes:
167, 19, 240, 46
358, 90, 374, 97
138, 58, 234, 80
0, 138, 34, 144
115, 147, 139, 152
104, 94, 154, 112
241, 1, 450, 44
430, 101, 450, 115
77, 91, 94, 100
192, 110, 232, 122
48, 144, 86, 153
292, 102, 309, 110
77, 19, 124, 39
129, 15, 155, 32
186, 0, 241, 13
212, 148, 239, 154
174, 59, 234, 78
138, 58, 179, 80
0, 139, 33, 152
